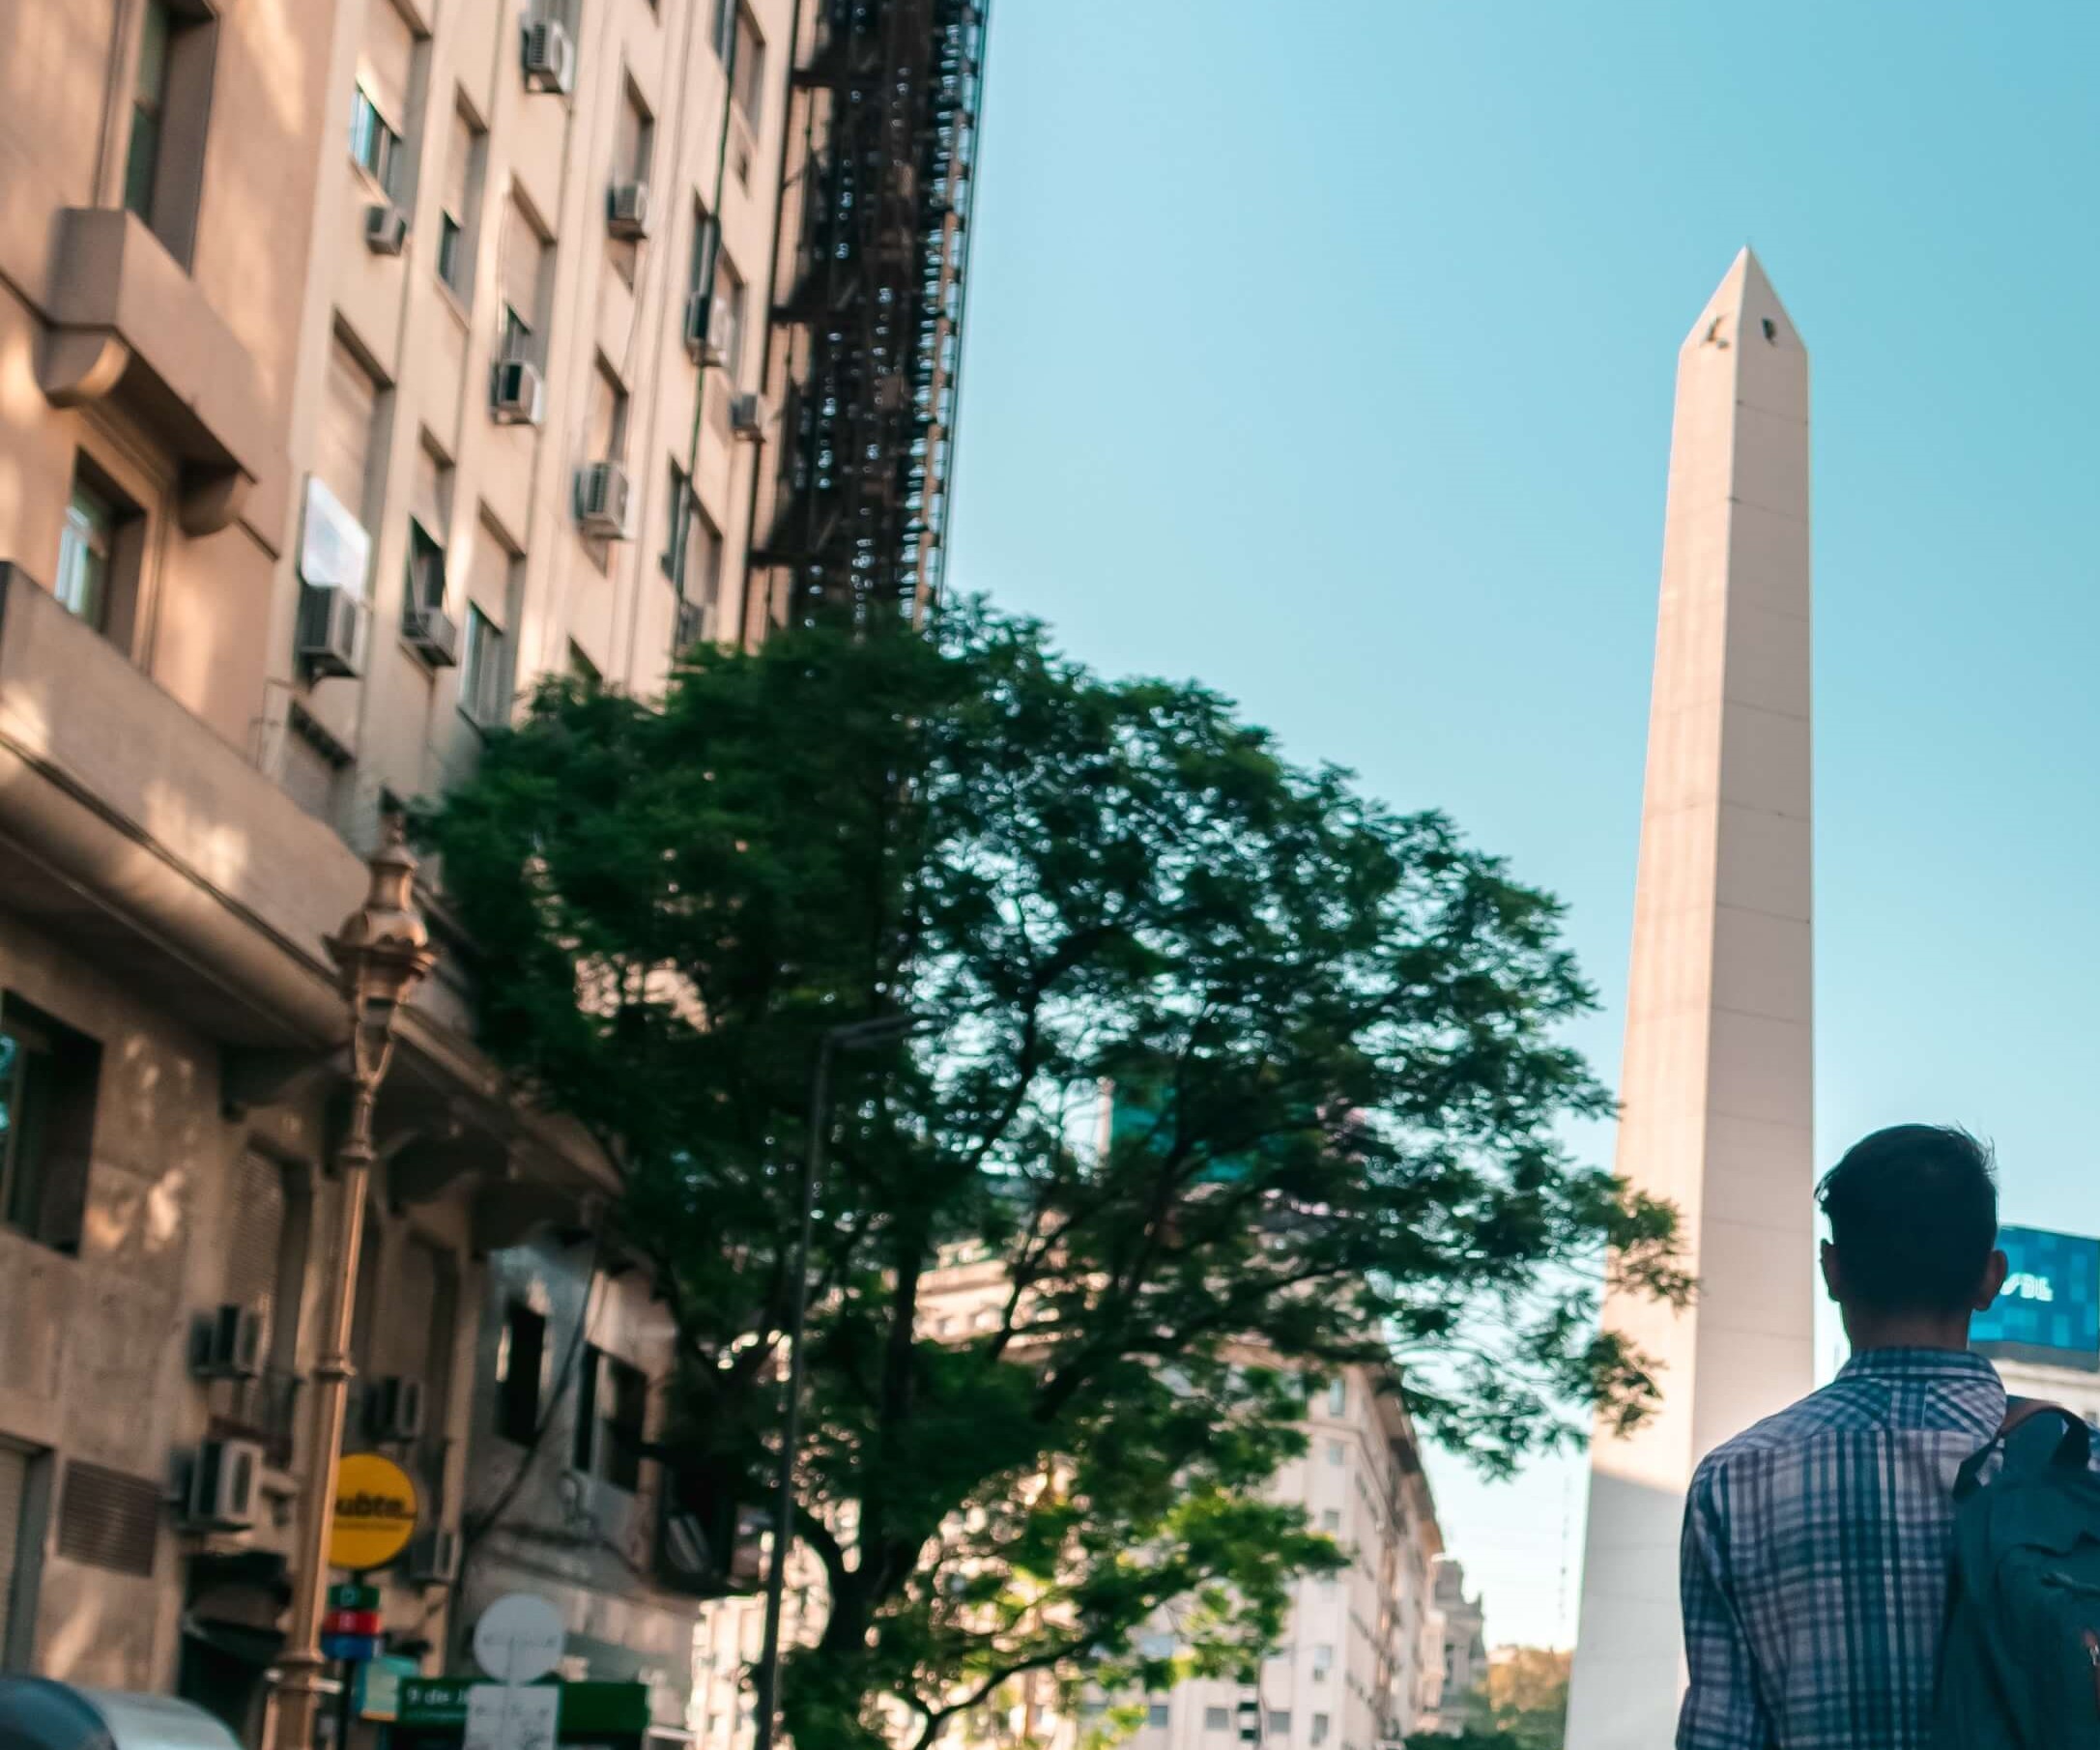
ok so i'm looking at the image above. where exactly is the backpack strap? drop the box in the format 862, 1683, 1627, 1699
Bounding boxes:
1953, 1394, 2092, 1499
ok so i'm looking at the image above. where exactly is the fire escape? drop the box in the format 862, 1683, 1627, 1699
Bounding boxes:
757, 0, 990, 626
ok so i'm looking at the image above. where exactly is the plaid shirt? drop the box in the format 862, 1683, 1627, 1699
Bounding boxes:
1677, 1347, 2005, 1750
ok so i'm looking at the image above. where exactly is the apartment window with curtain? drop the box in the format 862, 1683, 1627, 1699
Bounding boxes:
124, 2, 174, 220
440, 102, 484, 297
713, 253, 745, 378
352, 0, 415, 199
664, 463, 721, 618
55, 477, 119, 630
461, 605, 509, 728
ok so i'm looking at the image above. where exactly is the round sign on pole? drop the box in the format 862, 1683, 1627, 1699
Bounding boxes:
473, 1592, 566, 1684
330, 1452, 420, 1572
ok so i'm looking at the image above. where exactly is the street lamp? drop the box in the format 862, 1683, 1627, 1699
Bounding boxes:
273, 818, 438, 1750
752, 1011, 924, 1750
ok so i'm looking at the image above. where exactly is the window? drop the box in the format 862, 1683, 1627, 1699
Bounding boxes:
440, 102, 485, 297
404, 442, 450, 632
1267, 1714, 1290, 1736
567, 641, 601, 685
0, 1442, 48, 1668
617, 82, 653, 184
0, 997, 101, 1254
665, 464, 722, 623
713, 252, 746, 377
55, 480, 116, 629
1309, 1718, 1328, 1746
731, 6, 765, 126
317, 334, 381, 531
1203, 1710, 1229, 1734
350, 88, 403, 197
461, 604, 510, 728
1146, 1705, 1169, 1731
1326, 1439, 1343, 1467
1312, 1646, 1334, 1678
604, 1357, 647, 1491
1326, 1378, 1346, 1417
572, 1345, 602, 1474
124, 2, 174, 221
709, 0, 734, 61
1320, 1508, 1340, 1534
501, 199, 550, 361
495, 1300, 545, 1442
688, 202, 720, 311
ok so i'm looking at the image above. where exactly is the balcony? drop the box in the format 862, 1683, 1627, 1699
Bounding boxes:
38, 209, 273, 535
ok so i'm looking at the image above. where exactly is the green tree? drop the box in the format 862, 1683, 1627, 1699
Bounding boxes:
429, 600, 1683, 1750
1411, 1647, 1569, 1750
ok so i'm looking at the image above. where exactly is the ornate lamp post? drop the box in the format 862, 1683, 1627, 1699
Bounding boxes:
273, 818, 438, 1750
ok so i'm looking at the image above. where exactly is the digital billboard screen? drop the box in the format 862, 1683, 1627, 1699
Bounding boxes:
1971, 1224, 2100, 1360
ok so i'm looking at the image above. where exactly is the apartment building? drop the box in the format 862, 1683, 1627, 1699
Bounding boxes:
0, 0, 796, 1737
1419, 1560, 1486, 1736
1127, 1365, 1446, 1750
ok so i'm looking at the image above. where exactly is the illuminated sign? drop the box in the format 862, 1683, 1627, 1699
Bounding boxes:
1972, 1224, 2100, 1359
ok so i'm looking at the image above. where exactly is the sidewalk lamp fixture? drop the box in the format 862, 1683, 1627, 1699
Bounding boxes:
273, 817, 439, 1750
752, 1009, 926, 1750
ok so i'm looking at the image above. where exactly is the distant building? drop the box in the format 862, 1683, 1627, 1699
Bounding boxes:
1420, 1560, 1486, 1736
1108, 1362, 1446, 1750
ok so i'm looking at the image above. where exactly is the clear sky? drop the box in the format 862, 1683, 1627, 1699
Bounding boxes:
945, 1, 2100, 1649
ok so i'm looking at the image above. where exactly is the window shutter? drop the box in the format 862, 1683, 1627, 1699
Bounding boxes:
616, 94, 647, 184
316, 338, 379, 526
409, 445, 446, 543
361, 0, 416, 131
58, 1462, 158, 1576
585, 368, 619, 462
502, 203, 544, 325
445, 109, 473, 219
465, 523, 511, 618
224, 1154, 285, 1336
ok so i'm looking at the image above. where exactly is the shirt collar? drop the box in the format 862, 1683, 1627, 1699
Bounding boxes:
1836, 1346, 2002, 1385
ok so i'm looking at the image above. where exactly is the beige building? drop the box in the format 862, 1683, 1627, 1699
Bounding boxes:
1419, 1559, 1485, 1736
1121, 1365, 1445, 1750
0, 0, 798, 1737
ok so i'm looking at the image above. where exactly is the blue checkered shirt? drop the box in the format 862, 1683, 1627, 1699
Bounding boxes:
1676, 1347, 2006, 1750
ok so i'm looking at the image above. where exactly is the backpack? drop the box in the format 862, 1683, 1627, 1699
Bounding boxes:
1935, 1397, 2100, 1748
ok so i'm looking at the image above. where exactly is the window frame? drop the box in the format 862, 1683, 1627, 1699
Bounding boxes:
460, 603, 511, 729
0, 995, 101, 1255
350, 84, 403, 199
494, 1300, 546, 1443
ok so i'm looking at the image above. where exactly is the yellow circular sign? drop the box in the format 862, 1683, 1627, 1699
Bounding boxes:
330, 1452, 420, 1571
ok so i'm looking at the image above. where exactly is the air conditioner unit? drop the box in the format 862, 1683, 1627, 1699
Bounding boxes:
490, 358, 545, 426
522, 19, 576, 95
574, 461, 632, 538
675, 596, 707, 649
366, 1375, 427, 1443
364, 203, 410, 255
295, 582, 367, 680
607, 181, 651, 241
186, 1439, 262, 1531
190, 1305, 266, 1381
404, 600, 461, 667
728, 393, 765, 442
405, 1526, 461, 1586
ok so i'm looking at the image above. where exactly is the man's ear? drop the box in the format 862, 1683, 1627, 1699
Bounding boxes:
1821, 1241, 1842, 1302
1975, 1248, 2009, 1312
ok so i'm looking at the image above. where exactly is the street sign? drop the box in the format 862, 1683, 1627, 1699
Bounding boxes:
323, 1578, 387, 1662
330, 1452, 420, 1571
465, 1683, 560, 1750
473, 1592, 566, 1684
356, 1654, 423, 1721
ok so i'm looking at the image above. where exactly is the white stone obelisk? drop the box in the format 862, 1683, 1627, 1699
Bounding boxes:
1564, 249, 1815, 1750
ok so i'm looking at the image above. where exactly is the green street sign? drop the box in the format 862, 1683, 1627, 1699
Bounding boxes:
330, 1582, 382, 1610
395, 1679, 650, 1738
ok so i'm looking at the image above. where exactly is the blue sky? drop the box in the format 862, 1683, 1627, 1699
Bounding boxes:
946, 2, 2100, 1648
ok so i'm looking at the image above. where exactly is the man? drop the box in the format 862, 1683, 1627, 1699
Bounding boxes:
1676, 1124, 2011, 1750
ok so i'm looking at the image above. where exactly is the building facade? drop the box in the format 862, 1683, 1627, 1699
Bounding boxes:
1116, 1364, 1446, 1750
1418, 1560, 1485, 1736
0, 0, 801, 1737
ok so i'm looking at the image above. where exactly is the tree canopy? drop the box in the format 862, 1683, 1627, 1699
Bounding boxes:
429, 600, 1683, 1750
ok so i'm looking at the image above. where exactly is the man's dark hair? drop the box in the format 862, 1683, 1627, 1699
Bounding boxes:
1817, 1125, 1999, 1313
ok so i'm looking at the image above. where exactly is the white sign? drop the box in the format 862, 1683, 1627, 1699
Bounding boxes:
464, 1683, 559, 1750
300, 474, 371, 598
2007, 1271, 2057, 1304
473, 1592, 566, 1684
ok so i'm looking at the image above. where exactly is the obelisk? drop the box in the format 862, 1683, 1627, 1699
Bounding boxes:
1564, 248, 1816, 1750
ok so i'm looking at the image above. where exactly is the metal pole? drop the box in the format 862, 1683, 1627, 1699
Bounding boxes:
753, 1032, 833, 1750
273, 1078, 379, 1750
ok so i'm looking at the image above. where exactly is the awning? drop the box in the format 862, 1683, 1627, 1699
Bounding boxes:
0, 1680, 243, 1750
